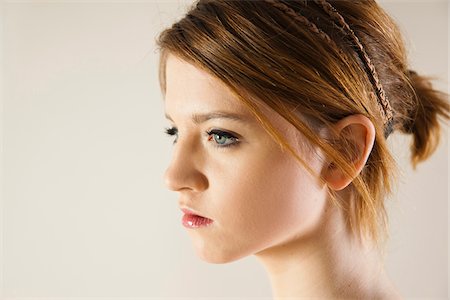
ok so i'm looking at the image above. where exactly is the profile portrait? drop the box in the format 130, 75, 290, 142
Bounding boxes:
1, 0, 448, 299
157, 0, 449, 298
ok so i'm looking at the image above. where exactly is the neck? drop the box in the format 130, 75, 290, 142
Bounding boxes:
254, 196, 400, 299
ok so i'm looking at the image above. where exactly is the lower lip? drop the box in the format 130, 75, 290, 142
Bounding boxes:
182, 213, 214, 228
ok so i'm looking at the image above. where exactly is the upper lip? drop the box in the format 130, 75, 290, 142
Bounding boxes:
180, 206, 211, 219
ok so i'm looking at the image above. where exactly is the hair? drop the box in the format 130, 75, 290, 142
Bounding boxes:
156, 0, 449, 243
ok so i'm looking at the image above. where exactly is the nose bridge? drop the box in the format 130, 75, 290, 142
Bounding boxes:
164, 136, 208, 192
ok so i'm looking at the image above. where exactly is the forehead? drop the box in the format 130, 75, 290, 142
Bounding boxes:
164, 54, 249, 116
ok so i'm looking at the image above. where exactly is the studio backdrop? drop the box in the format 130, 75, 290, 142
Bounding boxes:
0, 0, 448, 299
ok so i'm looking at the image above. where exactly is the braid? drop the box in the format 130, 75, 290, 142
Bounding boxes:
264, 0, 342, 54
313, 0, 394, 136
266, 0, 394, 137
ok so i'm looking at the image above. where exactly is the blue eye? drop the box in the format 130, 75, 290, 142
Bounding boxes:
206, 129, 239, 148
164, 127, 239, 148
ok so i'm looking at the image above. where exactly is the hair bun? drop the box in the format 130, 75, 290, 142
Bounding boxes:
401, 68, 449, 167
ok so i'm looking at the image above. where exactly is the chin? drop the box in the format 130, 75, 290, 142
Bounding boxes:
193, 244, 253, 264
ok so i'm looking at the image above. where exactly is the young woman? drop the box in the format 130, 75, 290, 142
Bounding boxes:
157, 0, 449, 298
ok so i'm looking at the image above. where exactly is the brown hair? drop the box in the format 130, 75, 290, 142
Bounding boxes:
156, 0, 449, 242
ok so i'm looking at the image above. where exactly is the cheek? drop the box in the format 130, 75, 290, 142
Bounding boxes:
210, 149, 327, 255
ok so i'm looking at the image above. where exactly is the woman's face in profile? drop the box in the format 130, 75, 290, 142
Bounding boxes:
163, 54, 329, 263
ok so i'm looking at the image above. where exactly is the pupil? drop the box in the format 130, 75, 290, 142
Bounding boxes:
215, 134, 225, 144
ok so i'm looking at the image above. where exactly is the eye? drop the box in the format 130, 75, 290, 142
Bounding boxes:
206, 129, 239, 148
164, 126, 178, 144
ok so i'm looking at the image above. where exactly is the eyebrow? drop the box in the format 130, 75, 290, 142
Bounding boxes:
164, 111, 250, 125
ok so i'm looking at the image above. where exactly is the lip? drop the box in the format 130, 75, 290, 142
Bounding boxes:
181, 213, 214, 228
180, 206, 214, 228
180, 207, 209, 219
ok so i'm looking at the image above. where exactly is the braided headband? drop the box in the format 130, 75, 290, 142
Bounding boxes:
265, 0, 394, 138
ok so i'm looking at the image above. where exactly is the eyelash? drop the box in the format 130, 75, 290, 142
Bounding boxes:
164, 127, 239, 148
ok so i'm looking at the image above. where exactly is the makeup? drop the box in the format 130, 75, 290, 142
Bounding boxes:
181, 208, 214, 228
182, 213, 214, 228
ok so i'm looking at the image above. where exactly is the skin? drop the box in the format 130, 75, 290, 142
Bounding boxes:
163, 53, 401, 299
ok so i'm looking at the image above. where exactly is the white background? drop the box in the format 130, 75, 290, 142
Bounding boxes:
0, 0, 448, 299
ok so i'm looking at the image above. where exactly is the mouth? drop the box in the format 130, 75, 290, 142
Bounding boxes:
180, 207, 214, 228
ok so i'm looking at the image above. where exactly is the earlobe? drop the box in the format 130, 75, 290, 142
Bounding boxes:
322, 114, 376, 191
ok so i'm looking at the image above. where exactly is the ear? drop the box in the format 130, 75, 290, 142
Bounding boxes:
322, 114, 376, 191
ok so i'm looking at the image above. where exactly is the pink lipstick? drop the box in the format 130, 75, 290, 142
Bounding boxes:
181, 208, 214, 228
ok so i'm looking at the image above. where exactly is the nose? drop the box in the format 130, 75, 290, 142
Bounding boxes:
163, 141, 209, 192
